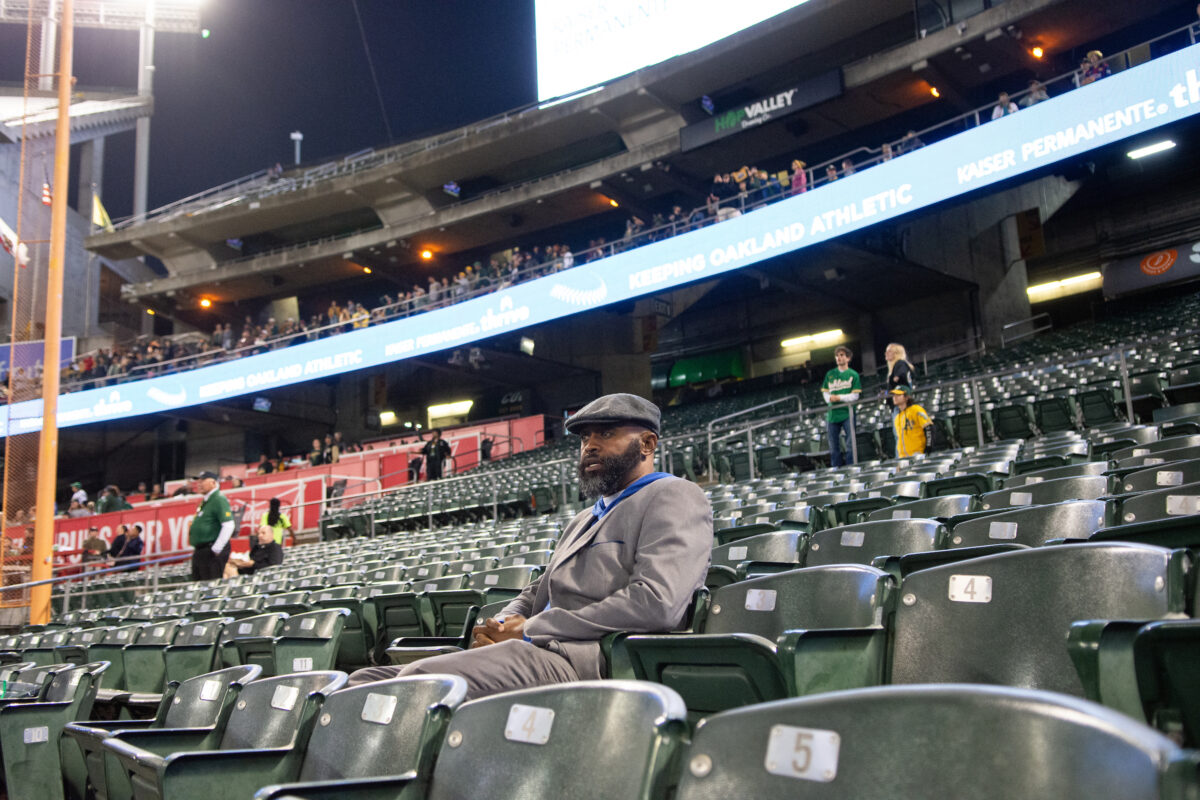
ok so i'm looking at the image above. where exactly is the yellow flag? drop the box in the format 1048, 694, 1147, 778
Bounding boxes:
91, 193, 114, 232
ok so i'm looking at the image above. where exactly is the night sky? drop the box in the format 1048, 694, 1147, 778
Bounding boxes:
1, 1, 537, 218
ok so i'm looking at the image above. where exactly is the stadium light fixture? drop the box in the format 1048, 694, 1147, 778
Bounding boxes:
145, 309, 155, 315
428, 400, 473, 418
1127, 140, 1175, 159
199, 298, 211, 308
420, 249, 434, 260
781, 329, 843, 349
1030, 46, 1044, 58
362, 266, 372, 274
1026, 272, 1102, 302
608, 198, 619, 207
379, 410, 397, 426
930, 86, 941, 98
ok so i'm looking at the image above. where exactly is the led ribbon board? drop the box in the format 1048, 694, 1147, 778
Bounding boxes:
5, 44, 1200, 437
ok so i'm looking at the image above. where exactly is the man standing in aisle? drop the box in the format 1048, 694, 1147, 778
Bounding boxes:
822, 345, 861, 467
188, 470, 235, 581
421, 429, 453, 480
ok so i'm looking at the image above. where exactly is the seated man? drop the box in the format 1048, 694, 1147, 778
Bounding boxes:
347, 393, 712, 698
226, 524, 284, 576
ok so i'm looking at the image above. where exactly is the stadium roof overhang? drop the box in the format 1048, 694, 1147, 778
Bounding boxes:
0, 91, 150, 144
87, 0, 1179, 309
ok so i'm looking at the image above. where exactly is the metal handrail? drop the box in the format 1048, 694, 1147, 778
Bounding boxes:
1001, 313, 1053, 347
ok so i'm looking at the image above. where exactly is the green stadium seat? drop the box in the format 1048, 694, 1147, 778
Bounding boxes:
263, 592, 312, 617
867, 493, 974, 521
0, 661, 109, 800
164, 618, 234, 684
1119, 459, 1200, 494
709, 531, 805, 584
253, 675, 467, 800
805, 519, 944, 567
1001, 460, 1109, 488
672, 684, 1199, 799
615, 565, 892, 720
947, 500, 1110, 548
313, 681, 687, 799
1117, 481, 1200, 525
234, 609, 350, 677
886, 543, 1187, 696
977, 475, 1111, 511
1069, 619, 1200, 748
60, 664, 261, 800
307, 587, 370, 671
218, 613, 288, 669
101, 671, 346, 800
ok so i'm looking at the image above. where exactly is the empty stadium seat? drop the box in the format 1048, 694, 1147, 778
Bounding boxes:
101, 671, 346, 800
672, 684, 1199, 799
947, 500, 1110, 548
805, 519, 944, 567
977, 475, 1111, 511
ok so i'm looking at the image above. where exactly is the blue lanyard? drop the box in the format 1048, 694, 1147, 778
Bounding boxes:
591, 472, 672, 519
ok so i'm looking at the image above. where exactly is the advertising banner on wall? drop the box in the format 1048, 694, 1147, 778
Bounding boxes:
680, 70, 842, 151
4, 43, 1200, 437
1102, 241, 1200, 298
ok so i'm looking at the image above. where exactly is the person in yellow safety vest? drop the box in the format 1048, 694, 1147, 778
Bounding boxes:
260, 497, 293, 545
891, 385, 934, 457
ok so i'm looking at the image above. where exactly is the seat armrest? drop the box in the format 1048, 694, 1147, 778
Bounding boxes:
1066, 619, 1152, 721
255, 772, 420, 800
99, 727, 214, 758
777, 626, 889, 696
159, 746, 301, 799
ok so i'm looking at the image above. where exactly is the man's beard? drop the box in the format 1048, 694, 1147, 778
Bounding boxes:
578, 438, 645, 499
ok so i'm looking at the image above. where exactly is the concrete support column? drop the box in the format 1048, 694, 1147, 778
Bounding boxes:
77, 137, 104, 224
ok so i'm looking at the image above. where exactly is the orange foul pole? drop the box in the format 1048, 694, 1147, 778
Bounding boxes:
31, 0, 74, 625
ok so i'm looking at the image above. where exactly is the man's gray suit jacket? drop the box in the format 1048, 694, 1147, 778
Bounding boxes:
500, 475, 712, 679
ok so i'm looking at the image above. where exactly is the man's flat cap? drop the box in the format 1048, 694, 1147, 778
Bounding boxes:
565, 393, 660, 435
194, 470, 220, 481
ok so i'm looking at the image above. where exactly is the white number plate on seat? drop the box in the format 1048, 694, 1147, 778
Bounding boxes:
292, 658, 313, 672
23, 726, 48, 744
988, 521, 1018, 540
200, 680, 221, 701
764, 724, 839, 782
744, 589, 777, 612
948, 574, 992, 603
727, 546, 748, 561
839, 531, 865, 547
361, 692, 398, 724
505, 703, 554, 745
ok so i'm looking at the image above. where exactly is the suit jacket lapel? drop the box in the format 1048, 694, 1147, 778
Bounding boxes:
549, 509, 611, 571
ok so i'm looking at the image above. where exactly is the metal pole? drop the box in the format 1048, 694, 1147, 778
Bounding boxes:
426, 485, 433, 530
61, 577, 71, 614
559, 461, 568, 509
31, 0, 74, 626
971, 379, 986, 446
133, 0, 154, 219
1119, 349, 1136, 422
368, 510, 375, 538
491, 474, 498, 522
849, 404, 859, 464
746, 428, 756, 480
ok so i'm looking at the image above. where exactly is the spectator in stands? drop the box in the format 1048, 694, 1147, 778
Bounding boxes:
825, 164, 839, 183
481, 436, 494, 461
261, 497, 292, 545
255, 453, 273, 475
991, 91, 1019, 120
881, 142, 894, 162
841, 159, 856, 177
884, 342, 916, 452
307, 438, 324, 466
96, 485, 131, 514
790, 160, 807, 195
188, 470, 235, 581
1021, 79, 1050, 108
421, 429, 453, 480
69, 481, 87, 506
111, 524, 143, 571
822, 345, 862, 467
149, 483, 165, 500
81, 526, 108, 565
891, 385, 934, 457
322, 433, 340, 464
65, 500, 90, 518
898, 130, 925, 154
345, 393, 711, 698
229, 524, 284, 575
1079, 50, 1110, 85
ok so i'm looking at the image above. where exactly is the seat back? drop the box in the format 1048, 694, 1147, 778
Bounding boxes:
224, 594, 267, 617
426, 681, 686, 800
868, 494, 973, 521
978, 475, 1111, 512
1003, 461, 1109, 488
163, 664, 262, 727
172, 617, 230, 647
703, 565, 891, 639
805, 519, 942, 566
1118, 481, 1200, 524
218, 671, 347, 750
949, 500, 1109, 548
296, 675, 467, 783
279, 608, 348, 640
1119, 459, 1200, 494
711, 531, 804, 570
673, 684, 1196, 800
465, 565, 541, 592
889, 543, 1186, 695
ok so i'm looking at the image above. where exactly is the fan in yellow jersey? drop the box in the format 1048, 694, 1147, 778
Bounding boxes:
890, 385, 934, 457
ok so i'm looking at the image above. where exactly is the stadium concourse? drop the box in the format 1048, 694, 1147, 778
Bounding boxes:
6, 1, 1200, 799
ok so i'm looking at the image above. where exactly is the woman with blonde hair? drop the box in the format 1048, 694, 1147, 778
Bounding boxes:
790, 160, 807, 195
884, 343, 916, 455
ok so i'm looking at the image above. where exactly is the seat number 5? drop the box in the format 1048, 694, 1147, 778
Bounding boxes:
765, 724, 839, 782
